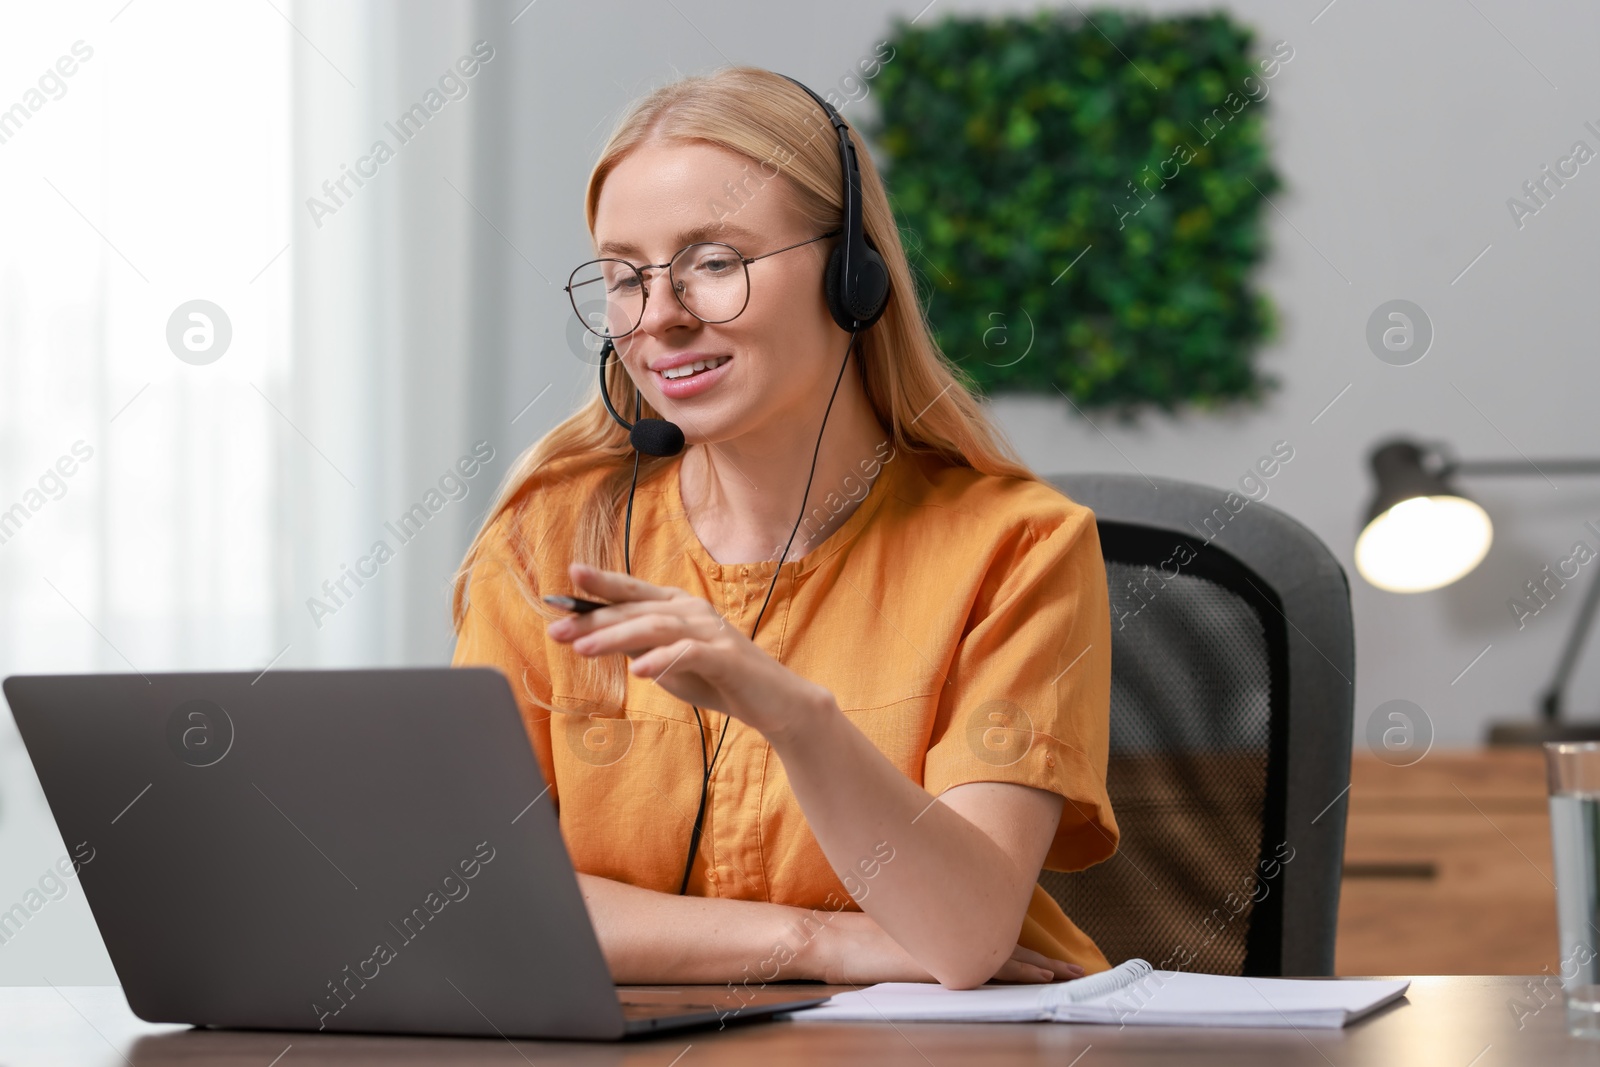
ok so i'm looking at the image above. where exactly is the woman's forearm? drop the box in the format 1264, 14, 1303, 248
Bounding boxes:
576, 871, 825, 984
767, 695, 1039, 990
576, 871, 1041, 988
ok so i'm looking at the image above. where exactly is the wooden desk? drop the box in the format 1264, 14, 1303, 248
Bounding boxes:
1337, 748, 1558, 975
3, 977, 1597, 1065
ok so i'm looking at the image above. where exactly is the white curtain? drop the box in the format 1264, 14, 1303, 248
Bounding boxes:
0, 1, 289, 982
0, 0, 524, 983
0, 6, 290, 670
0, 2, 291, 985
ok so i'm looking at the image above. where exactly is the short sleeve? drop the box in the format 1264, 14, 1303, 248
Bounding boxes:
922, 502, 1118, 873
451, 508, 560, 814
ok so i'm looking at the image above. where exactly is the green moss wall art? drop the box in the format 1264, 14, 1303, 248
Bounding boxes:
869, 9, 1292, 416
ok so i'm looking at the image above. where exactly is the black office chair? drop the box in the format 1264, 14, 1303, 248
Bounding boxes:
1041, 473, 1354, 977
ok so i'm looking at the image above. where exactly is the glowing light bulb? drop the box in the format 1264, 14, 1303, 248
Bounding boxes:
1355, 495, 1493, 593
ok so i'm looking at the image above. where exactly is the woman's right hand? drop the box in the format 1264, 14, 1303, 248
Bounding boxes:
795, 909, 1085, 987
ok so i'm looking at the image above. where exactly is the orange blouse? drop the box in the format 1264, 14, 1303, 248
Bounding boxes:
451, 441, 1120, 972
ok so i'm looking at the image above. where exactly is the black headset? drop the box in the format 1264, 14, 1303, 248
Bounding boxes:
782, 74, 891, 334
591, 72, 890, 895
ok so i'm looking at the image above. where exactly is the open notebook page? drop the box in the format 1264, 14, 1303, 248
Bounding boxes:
782, 959, 1410, 1029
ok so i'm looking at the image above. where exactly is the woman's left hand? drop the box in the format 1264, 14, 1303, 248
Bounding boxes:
545, 561, 832, 742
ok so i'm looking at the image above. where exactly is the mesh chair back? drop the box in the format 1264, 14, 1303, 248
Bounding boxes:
1043, 474, 1353, 976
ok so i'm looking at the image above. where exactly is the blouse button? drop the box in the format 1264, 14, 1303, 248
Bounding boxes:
1045, 753, 1056, 768
706, 869, 718, 884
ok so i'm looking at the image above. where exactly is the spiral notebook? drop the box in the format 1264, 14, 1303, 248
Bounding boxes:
780, 959, 1409, 1029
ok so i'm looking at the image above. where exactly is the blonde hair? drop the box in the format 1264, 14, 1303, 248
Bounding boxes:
451, 65, 1041, 715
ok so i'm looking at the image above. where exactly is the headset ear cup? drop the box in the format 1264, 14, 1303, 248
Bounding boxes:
825, 240, 891, 331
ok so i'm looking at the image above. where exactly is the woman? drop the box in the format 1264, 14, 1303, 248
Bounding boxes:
450, 66, 1117, 991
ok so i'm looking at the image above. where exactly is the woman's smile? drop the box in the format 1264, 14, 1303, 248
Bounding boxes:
653, 353, 733, 398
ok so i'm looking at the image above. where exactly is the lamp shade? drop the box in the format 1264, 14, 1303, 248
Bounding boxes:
1355, 440, 1493, 593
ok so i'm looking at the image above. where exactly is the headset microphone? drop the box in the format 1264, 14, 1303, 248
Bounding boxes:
597, 337, 686, 457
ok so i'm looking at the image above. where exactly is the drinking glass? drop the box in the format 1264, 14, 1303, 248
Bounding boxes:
1545, 741, 1600, 1037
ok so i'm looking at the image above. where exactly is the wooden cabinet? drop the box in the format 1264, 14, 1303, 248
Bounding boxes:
1336, 748, 1559, 976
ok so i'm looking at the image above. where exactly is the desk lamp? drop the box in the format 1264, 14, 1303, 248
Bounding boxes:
1356, 438, 1600, 745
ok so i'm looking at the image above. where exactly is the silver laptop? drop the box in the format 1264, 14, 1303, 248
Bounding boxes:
3, 667, 828, 1040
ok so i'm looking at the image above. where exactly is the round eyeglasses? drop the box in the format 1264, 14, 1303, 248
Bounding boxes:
565, 230, 841, 340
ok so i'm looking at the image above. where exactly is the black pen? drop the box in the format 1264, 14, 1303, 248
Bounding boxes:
543, 594, 611, 614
